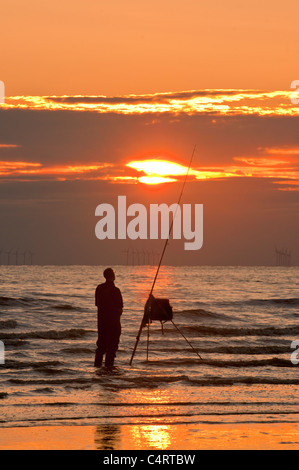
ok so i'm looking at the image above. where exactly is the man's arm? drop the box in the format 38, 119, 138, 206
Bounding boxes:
117, 288, 123, 315
95, 286, 99, 307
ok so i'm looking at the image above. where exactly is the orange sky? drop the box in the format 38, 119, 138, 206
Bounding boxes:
1, 90, 299, 190
1, 0, 299, 96
1, 148, 299, 189
0, 1, 299, 265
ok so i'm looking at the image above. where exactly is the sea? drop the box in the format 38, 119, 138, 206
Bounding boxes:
0, 265, 299, 438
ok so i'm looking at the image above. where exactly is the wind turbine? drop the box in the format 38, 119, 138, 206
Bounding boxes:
29, 251, 34, 265
5, 249, 11, 265
121, 249, 129, 265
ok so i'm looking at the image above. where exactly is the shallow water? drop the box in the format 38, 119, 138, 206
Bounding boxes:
0, 265, 298, 428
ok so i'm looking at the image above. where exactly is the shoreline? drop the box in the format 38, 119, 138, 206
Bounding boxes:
1, 422, 299, 450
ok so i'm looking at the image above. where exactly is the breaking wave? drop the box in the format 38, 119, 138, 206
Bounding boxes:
144, 357, 295, 368
0, 295, 82, 311
0, 320, 17, 329
7, 374, 299, 388
247, 297, 299, 306
185, 325, 299, 337
0, 328, 89, 340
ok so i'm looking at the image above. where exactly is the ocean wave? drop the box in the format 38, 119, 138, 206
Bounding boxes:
32, 387, 56, 394
199, 345, 291, 355
159, 345, 292, 355
0, 328, 89, 340
187, 377, 299, 386
178, 308, 218, 317
0, 320, 17, 329
2, 339, 30, 347
7, 374, 188, 388
0, 295, 50, 307
99, 374, 299, 388
185, 325, 299, 337
5, 400, 299, 408
3, 410, 299, 428
8, 377, 90, 385
0, 295, 81, 312
4, 360, 62, 370
33, 367, 70, 375
177, 308, 230, 320
250, 297, 299, 306
61, 347, 94, 354
145, 357, 294, 368
94, 373, 299, 388
223, 297, 299, 308
51, 304, 83, 311
0, 296, 23, 307
6, 372, 299, 389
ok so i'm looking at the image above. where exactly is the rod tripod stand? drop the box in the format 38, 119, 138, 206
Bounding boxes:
130, 313, 202, 365
146, 318, 202, 362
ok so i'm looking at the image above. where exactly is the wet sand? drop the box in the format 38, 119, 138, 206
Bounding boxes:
1, 422, 299, 450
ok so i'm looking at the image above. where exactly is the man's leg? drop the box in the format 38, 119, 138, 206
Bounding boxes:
94, 349, 103, 367
94, 331, 107, 367
105, 323, 121, 368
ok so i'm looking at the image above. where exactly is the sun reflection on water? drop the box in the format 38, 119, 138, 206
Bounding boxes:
130, 424, 172, 450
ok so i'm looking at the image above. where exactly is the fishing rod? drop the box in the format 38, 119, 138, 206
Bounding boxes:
148, 144, 197, 299
129, 145, 201, 365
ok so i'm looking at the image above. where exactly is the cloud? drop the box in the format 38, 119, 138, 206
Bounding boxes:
3, 89, 298, 116
0, 144, 20, 148
0, 161, 114, 181
1, 92, 299, 190
1, 150, 299, 189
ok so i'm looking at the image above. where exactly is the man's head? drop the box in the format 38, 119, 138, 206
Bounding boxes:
103, 267, 115, 281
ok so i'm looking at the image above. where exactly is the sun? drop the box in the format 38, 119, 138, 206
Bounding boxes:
138, 176, 177, 184
126, 159, 191, 184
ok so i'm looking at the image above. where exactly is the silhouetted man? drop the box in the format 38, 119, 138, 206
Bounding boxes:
94, 268, 123, 369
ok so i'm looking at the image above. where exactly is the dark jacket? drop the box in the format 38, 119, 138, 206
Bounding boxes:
95, 280, 123, 321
